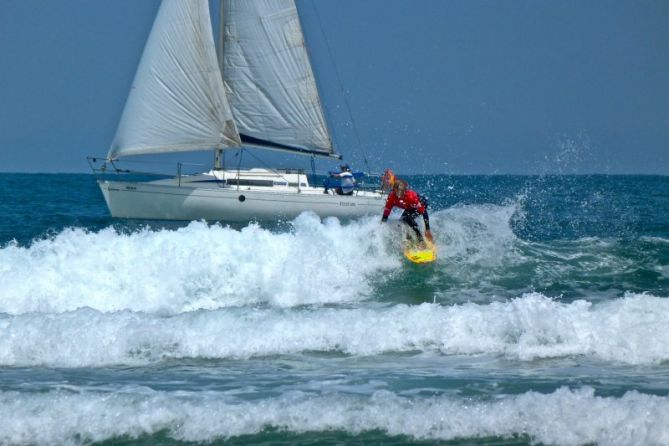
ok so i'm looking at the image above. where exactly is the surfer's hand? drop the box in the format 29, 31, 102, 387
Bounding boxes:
425, 230, 433, 242
381, 215, 388, 223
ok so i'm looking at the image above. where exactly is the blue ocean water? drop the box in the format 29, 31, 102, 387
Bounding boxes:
0, 173, 668, 445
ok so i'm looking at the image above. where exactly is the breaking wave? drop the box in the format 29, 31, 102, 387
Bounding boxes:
1, 387, 668, 446
1, 204, 665, 314
1, 293, 668, 367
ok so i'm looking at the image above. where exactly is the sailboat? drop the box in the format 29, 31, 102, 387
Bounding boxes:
95, 0, 386, 222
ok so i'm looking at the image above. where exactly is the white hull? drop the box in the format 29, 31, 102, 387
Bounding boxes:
98, 171, 386, 222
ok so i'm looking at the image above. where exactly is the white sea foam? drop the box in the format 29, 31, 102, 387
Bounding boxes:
0, 205, 662, 318
0, 204, 530, 314
0, 203, 537, 314
0, 215, 400, 314
0, 386, 667, 445
641, 236, 669, 245
1, 293, 668, 367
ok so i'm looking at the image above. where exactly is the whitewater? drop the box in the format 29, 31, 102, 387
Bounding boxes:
0, 173, 668, 445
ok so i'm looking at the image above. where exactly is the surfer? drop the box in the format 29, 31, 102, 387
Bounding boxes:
380, 179, 433, 244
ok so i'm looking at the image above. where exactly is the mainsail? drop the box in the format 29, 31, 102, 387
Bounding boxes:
108, 0, 337, 161
108, 0, 240, 159
221, 0, 336, 157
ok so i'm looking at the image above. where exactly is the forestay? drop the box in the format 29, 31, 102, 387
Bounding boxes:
108, 0, 240, 159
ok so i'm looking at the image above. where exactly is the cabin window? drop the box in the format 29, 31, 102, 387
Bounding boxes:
230, 179, 274, 187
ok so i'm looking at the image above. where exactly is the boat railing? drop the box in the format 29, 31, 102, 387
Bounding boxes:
87, 157, 207, 182
87, 156, 384, 193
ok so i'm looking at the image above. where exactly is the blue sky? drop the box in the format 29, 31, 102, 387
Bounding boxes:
0, 0, 667, 174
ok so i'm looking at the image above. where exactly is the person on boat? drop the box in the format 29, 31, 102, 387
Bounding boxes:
328, 164, 356, 195
381, 179, 433, 244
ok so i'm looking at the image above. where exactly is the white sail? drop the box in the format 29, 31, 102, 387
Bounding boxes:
221, 0, 335, 157
108, 0, 240, 160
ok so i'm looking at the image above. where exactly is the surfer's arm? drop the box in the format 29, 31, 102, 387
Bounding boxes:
381, 194, 396, 222
381, 207, 391, 222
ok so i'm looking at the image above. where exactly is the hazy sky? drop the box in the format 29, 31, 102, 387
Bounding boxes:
0, 0, 667, 174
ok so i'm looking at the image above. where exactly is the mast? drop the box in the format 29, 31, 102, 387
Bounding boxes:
215, 0, 226, 170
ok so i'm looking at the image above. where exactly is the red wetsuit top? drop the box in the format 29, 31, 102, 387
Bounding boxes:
382, 190, 425, 218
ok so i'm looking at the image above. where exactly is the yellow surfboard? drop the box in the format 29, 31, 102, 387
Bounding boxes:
403, 239, 437, 264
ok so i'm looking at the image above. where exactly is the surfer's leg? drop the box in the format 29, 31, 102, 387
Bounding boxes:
401, 211, 423, 242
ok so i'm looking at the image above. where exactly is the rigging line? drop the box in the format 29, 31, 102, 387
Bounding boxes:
309, 2, 370, 173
